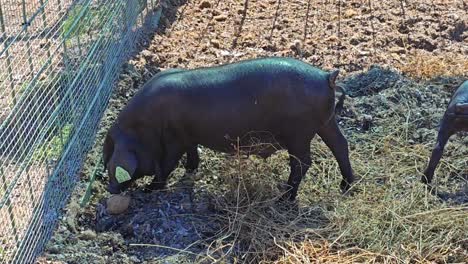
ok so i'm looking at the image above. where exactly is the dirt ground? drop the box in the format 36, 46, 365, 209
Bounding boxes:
36, 0, 466, 263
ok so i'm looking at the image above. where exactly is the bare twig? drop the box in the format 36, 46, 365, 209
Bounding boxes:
303, 0, 312, 43
368, 0, 376, 59
129, 243, 203, 257
337, 0, 342, 65
269, 0, 282, 40
399, 0, 407, 19
231, 0, 249, 48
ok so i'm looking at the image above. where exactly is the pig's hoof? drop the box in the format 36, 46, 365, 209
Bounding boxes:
278, 194, 296, 203
276, 195, 299, 210
424, 183, 436, 194
276, 182, 291, 195
276, 183, 298, 203
421, 174, 432, 185
340, 180, 352, 194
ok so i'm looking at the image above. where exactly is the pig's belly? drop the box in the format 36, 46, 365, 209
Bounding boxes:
197, 130, 285, 158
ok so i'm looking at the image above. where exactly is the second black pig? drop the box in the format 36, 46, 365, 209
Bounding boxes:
423, 80, 468, 185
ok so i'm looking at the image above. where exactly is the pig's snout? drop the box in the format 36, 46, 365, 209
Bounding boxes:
107, 181, 123, 194
107, 179, 132, 194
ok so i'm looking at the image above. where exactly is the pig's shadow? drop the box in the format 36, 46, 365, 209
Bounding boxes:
95, 180, 328, 261
435, 183, 468, 205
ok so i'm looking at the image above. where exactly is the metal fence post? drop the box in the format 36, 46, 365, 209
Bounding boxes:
21, 0, 35, 75
1, 167, 19, 244
38, 0, 52, 59
0, 2, 16, 104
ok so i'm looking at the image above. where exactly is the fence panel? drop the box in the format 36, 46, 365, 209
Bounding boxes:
0, 0, 159, 262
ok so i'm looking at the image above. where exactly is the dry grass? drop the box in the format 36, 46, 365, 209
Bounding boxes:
274, 240, 399, 264
398, 51, 468, 80
181, 103, 467, 263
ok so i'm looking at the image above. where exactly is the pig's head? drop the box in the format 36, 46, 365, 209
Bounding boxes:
102, 126, 156, 194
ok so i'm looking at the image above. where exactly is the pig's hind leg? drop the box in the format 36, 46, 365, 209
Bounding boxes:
282, 136, 314, 201
317, 118, 354, 193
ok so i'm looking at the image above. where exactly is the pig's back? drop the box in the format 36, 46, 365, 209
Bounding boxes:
451, 80, 468, 105
156, 58, 335, 148
161, 57, 332, 113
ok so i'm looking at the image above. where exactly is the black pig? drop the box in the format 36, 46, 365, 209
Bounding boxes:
423, 80, 468, 184
103, 57, 354, 200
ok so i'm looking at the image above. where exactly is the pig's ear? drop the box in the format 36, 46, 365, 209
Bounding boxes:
102, 133, 114, 167
334, 84, 346, 115
111, 149, 137, 183
328, 69, 340, 89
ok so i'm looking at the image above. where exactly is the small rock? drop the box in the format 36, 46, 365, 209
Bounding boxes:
106, 195, 131, 215
47, 245, 61, 254
289, 39, 302, 51
389, 46, 406, 54
349, 37, 361, 45
199, 1, 211, 9
358, 50, 371, 57
361, 114, 373, 131
210, 39, 220, 48
214, 14, 228, 22
177, 57, 187, 63
141, 50, 153, 58
344, 9, 358, 19
390, 53, 401, 62
39, 39, 50, 49
78, 230, 97, 240
326, 35, 339, 42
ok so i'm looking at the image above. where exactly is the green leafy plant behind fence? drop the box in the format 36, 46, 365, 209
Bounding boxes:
0, 1, 159, 263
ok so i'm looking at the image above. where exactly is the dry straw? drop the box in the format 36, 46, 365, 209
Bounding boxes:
184, 105, 467, 263
399, 51, 468, 80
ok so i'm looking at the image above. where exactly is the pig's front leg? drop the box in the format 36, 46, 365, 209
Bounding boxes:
423, 117, 455, 184
184, 145, 200, 174
145, 142, 185, 192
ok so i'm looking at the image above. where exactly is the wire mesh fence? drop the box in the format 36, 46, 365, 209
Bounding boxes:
0, 0, 160, 262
